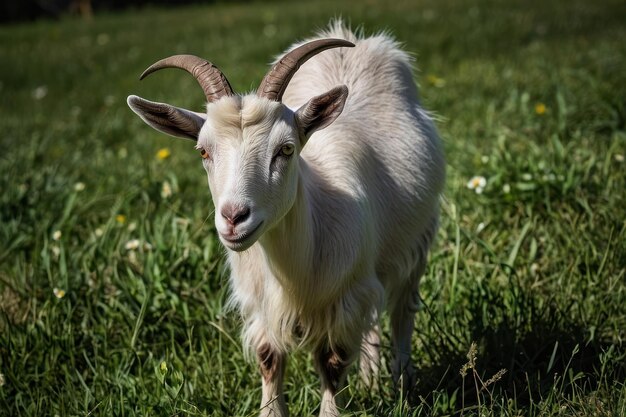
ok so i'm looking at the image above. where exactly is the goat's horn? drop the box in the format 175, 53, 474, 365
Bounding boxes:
257, 38, 355, 102
140, 54, 234, 103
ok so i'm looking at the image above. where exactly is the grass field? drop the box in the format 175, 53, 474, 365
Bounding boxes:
1, 0, 625, 415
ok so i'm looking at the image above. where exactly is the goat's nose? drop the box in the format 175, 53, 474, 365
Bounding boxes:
220, 203, 251, 226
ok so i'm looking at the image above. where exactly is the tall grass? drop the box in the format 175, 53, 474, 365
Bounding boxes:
1, 0, 625, 415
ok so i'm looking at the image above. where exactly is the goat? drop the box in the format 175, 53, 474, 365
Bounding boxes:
127, 21, 445, 417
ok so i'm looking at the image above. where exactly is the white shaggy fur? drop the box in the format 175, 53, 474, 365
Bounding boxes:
128, 21, 445, 417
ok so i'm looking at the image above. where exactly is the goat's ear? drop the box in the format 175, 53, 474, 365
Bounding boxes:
127, 95, 205, 141
295, 85, 348, 141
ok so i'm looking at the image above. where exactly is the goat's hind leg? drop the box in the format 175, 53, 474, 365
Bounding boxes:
257, 343, 288, 417
389, 263, 424, 399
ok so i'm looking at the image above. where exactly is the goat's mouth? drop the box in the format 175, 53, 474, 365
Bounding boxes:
219, 221, 264, 252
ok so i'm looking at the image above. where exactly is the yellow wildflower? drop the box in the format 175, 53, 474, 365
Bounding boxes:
535, 103, 546, 115
426, 74, 446, 88
115, 214, 126, 224
156, 148, 171, 161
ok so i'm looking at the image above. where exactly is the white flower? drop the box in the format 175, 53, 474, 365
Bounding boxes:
125, 239, 140, 250
94, 227, 104, 237
161, 181, 172, 199
32, 85, 48, 100
74, 182, 85, 192
476, 222, 486, 233
263, 24, 277, 38
502, 184, 511, 194
615, 154, 624, 163
53, 288, 66, 299
521, 173, 533, 181
52, 230, 62, 241
467, 176, 487, 194
481, 155, 490, 164
530, 263, 540, 276
127, 222, 137, 232
51, 245, 61, 259
128, 250, 138, 264
125, 239, 152, 251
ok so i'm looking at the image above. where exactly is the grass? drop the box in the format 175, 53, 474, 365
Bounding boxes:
1, 0, 625, 415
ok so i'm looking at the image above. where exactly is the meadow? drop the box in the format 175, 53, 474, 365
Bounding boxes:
0, 0, 625, 415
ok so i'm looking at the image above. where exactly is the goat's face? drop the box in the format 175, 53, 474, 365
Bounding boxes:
128, 86, 348, 252
127, 39, 352, 251
198, 96, 301, 251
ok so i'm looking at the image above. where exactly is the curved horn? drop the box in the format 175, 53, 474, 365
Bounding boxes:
140, 54, 234, 103
257, 38, 355, 101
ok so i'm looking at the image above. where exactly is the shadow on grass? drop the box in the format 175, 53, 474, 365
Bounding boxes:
407, 270, 626, 413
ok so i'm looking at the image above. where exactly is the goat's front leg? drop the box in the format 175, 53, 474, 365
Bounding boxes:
314, 344, 355, 417
257, 343, 288, 417
359, 310, 381, 389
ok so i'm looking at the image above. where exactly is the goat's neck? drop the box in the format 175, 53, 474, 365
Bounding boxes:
258, 161, 319, 286
254, 159, 361, 307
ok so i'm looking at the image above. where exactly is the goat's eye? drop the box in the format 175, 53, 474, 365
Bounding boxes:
200, 148, 210, 159
280, 144, 295, 156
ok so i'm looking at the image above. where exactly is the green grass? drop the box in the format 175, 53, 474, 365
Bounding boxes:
1, 0, 625, 415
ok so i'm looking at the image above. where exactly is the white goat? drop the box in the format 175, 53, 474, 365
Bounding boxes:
127, 21, 445, 417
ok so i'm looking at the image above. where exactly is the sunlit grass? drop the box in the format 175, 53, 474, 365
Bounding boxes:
1, 0, 625, 415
